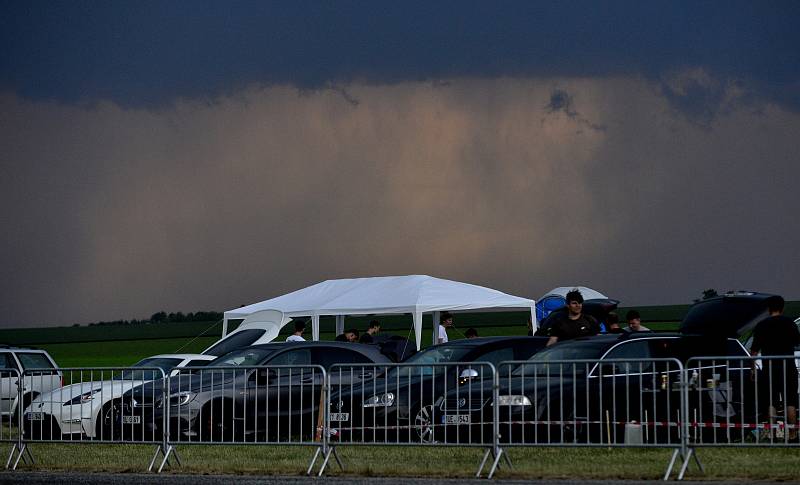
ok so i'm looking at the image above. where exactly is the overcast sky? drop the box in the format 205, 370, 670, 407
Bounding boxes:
1, 1, 799, 328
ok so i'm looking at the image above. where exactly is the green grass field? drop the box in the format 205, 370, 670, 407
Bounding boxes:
14, 444, 800, 480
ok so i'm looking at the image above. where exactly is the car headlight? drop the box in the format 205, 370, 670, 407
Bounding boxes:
496, 395, 532, 406
65, 390, 101, 406
167, 392, 195, 407
363, 392, 395, 407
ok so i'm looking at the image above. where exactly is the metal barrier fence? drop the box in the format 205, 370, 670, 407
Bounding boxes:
1, 368, 22, 469
19, 367, 167, 470
684, 355, 799, 447
149, 365, 328, 473
8, 355, 800, 479
325, 362, 498, 476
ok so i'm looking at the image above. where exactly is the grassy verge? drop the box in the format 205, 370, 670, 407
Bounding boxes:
13, 443, 800, 480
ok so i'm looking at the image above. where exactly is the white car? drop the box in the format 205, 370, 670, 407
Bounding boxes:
1, 347, 61, 422
24, 353, 214, 439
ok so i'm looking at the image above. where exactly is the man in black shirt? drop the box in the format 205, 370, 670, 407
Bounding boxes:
750, 296, 800, 436
547, 289, 600, 346
359, 320, 381, 343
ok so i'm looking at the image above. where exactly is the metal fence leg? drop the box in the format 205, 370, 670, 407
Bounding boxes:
332, 447, 344, 470
10, 443, 26, 470
486, 447, 505, 479
306, 447, 321, 476
171, 447, 182, 467
316, 447, 333, 477
157, 445, 175, 473
22, 445, 34, 465
147, 445, 162, 472
502, 449, 513, 470
663, 448, 680, 480
691, 449, 704, 473
5, 444, 17, 469
475, 448, 492, 478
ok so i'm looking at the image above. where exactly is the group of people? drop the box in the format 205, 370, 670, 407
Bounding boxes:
540, 289, 649, 347
285, 319, 382, 343
285, 312, 481, 344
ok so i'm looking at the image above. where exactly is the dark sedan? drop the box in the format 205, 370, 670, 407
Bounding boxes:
328, 336, 548, 443
433, 333, 752, 445
118, 341, 391, 442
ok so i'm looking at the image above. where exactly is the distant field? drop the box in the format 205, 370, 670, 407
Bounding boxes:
38, 324, 540, 368
7, 298, 799, 368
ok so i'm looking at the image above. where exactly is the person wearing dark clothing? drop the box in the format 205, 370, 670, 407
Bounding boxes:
606, 312, 624, 334
750, 296, 799, 436
547, 289, 600, 346
465, 328, 479, 338
360, 320, 381, 343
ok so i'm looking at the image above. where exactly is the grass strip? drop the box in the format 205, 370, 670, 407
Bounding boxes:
14, 443, 800, 480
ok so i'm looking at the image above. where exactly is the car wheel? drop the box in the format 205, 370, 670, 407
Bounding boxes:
203, 401, 235, 442
413, 404, 435, 443
97, 400, 122, 440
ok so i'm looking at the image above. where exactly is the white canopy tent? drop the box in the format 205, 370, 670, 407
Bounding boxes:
223, 275, 536, 350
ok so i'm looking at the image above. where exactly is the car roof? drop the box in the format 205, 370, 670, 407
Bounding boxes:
432, 336, 548, 348
550, 332, 740, 351
248, 341, 393, 362
0, 345, 46, 351
146, 354, 216, 361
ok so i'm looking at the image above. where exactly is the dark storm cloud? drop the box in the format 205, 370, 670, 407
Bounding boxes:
2, 0, 799, 118
1, 78, 799, 327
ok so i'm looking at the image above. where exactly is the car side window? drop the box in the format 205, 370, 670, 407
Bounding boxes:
267, 349, 312, 367
603, 341, 652, 374
474, 347, 514, 366
187, 359, 212, 367
16, 353, 58, 374
0, 354, 14, 369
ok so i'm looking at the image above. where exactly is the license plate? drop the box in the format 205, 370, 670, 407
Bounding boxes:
27, 412, 43, 421
329, 413, 349, 421
443, 414, 471, 424
121, 416, 141, 424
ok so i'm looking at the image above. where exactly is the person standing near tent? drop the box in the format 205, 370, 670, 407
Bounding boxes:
438, 312, 454, 344
286, 320, 306, 342
360, 320, 381, 343
546, 289, 600, 346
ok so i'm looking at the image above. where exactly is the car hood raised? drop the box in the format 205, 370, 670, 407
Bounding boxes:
679, 292, 776, 338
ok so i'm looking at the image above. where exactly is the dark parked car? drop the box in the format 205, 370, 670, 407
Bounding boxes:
328, 336, 548, 443
433, 332, 752, 444
119, 341, 391, 442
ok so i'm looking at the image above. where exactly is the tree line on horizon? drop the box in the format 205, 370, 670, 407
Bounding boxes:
79, 311, 223, 328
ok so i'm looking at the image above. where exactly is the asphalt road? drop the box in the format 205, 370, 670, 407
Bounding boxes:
2, 473, 798, 485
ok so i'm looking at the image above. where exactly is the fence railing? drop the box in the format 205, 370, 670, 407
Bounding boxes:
684, 356, 798, 447
1, 368, 22, 469
8, 355, 800, 479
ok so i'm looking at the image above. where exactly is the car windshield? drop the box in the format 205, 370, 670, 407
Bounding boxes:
385, 345, 474, 378
115, 358, 183, 380
512, 341, 606, 377
207, 348, 275, 367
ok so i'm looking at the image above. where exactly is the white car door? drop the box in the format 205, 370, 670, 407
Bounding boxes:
0, 353, 20, 416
